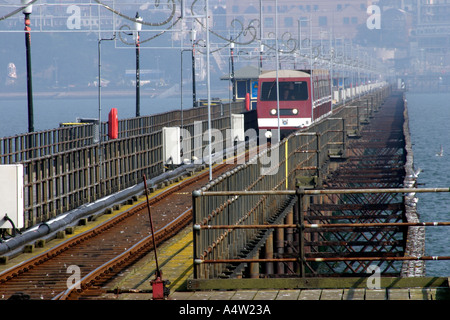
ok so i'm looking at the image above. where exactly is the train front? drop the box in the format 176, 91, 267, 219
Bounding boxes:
256, 70, 312, 139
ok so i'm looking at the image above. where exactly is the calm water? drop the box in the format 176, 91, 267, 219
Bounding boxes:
406, 92, 450, 276
1, 92, 448, 276
0, 95, 186, 138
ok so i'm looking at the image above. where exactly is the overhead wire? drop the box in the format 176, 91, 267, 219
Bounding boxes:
0, 0, 39, 21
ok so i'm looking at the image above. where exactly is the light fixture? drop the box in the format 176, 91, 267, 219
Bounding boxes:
134, 12, 143, 41
21, 0, 32, 14
190, 29, 197, 43
134, 12, 142, 117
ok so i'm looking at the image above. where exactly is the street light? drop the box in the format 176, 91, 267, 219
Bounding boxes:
275, 0, 280, 140
206, 0, 212, 181
180, 29, 199, 128
181, 46, 193, 130
259, 44, 264, 72
22, 0, 33, 133
98, 33, 116, 183
230, 40, 236, 102
190, 29, 197, 108
134, 12, 143, 117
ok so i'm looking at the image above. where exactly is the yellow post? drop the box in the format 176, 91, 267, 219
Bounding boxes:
285, 140, 288, 189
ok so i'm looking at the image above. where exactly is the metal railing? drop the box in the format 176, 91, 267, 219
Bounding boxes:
0, 101, 244, 164
1, 101, 246, 229
194, 187, 450, 270
191, 88, 392, 280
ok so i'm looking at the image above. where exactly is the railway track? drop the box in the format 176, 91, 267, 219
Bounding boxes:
0, 156, 248, 300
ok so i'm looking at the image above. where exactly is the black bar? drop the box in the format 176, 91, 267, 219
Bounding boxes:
24, 12, 34, 133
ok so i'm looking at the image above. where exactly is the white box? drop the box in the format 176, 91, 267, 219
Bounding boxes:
162, 127, 181, 166
0, 164, 24, 229
231, 114, 245, 142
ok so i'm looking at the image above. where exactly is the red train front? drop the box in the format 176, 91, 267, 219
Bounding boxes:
256, 69, 332, 138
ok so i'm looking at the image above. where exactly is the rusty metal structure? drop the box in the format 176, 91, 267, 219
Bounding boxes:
303, 93, 409, 276
191, 87, 443, 285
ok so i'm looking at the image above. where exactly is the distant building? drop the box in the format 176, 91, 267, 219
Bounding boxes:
409, 0, 450, 90
215, 0, 375, 40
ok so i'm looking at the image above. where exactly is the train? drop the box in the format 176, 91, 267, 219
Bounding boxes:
256, 69, 332, 139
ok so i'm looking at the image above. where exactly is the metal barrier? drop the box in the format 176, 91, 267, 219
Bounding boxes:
0, 101, 243, 163
1, 101, 246, 229
191, 87, 392, 280
0, 125, 97, 163
194, 188, 450, 273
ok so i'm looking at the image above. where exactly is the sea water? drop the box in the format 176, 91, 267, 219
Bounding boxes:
0, 95, 184, 138
406, 92, 450, 276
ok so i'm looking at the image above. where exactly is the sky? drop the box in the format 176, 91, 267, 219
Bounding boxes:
0, 1, 446, 94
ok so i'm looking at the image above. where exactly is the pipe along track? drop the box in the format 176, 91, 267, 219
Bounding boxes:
0, 162, 238, 300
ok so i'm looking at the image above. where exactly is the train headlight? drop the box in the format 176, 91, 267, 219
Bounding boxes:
292, 108, 298, 115
265, 130, 272, 138
270, 109, 277, 115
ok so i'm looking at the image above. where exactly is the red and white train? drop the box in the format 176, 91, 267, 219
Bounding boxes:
256, 69, 332, 138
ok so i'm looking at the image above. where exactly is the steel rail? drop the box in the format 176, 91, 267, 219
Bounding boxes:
195, 187, 450, 197
193, 221, 450, 229
56, 154, 267, 299
195, 255, 450, 264
0, 166, 204, 280
54, 207, 193, 300
0, 142, 263, 300
304, 221, 450, 228
0, 163, 227, 299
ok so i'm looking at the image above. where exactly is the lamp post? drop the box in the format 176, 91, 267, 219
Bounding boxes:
98, 33, 116, 183
206, 0, 212, 181
181, 48, 193, 129
22, 0, 33, 133
259, 44, 264, 72
230, 41, 236, 102
181, 29, 198, 126
191, 29, 197, 108
134, 12, 143, 117
275, 0, 280, 140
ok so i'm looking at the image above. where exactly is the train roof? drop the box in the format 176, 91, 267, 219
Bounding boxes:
259, 70, 310, 79
259, 69, 329, 79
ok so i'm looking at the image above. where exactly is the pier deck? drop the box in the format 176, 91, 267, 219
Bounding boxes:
84, 225, 450, 301
1, 87, 450, 301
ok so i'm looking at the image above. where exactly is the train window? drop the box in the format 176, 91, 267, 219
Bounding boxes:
236, 80, 247, 99
260, 81, 308, 101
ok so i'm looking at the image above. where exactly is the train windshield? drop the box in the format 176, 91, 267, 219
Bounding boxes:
260, 81, 309, 101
